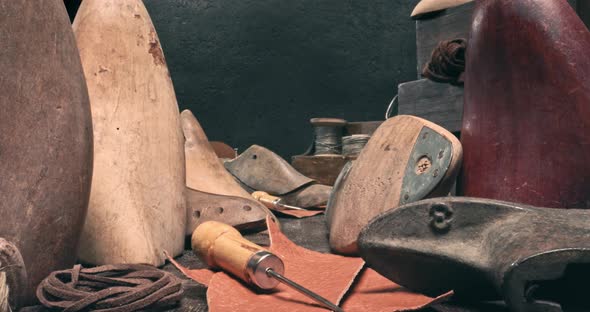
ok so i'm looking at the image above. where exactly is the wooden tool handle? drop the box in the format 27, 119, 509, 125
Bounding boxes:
252, 191, 280, 209
191, 221, 266, 283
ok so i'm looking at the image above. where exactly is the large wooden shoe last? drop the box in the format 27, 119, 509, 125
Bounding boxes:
181, 110, 273, 233
74, 0, 186, 266
0, 0, 93, 305
461, 0, 590, 209
327, 115, 462, 255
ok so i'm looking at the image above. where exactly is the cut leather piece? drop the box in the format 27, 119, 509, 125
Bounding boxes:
74, 0, 186, 266
186, 187, 273, 234
205, 217, 364, 311
210, 141, 237, 159
0, 1, 93, 306
358, 197, 590, 312
170, 217, 448, 311
327, 115, 462, 255
461, 0, 590, 209
411, 0, 473, 18
341, 268, 452, 312
165, 251, 215, 287
225, 145, 315, 195
281, 184, 332, 209
171, 216, 364, 311
0, 239, 28, 311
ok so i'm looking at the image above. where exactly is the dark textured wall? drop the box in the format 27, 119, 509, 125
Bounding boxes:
66, 0, 419, 158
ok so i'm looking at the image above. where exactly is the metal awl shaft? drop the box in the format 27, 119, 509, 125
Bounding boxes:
277, 203, 306, 211
266, 268, 345, 312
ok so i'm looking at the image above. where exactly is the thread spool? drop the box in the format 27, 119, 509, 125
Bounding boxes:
342, 135, 371, 156
310, 118, 347, 155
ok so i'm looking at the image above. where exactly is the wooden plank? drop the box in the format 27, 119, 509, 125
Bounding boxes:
397, 79, 464, 133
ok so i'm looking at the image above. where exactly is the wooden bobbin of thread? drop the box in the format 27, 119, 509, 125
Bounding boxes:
310, 118, 348, 156
342, 134, 371, 157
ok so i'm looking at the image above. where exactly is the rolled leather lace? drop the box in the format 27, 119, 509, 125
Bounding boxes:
36, 264, 183, 312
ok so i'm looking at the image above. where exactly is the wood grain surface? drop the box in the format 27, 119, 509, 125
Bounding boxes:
0, 0, 93, 305
74, 0, 186, 266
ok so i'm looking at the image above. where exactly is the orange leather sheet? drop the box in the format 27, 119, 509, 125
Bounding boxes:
341, 268, 452, 312
167, 217, 450, 311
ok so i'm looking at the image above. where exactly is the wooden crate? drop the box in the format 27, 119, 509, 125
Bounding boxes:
397, 79, 463, 133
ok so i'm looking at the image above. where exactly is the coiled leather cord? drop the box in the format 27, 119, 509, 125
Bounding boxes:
37, 264, 183, 312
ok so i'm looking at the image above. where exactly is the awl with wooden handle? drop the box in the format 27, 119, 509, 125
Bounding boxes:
252, 191, 307, 211
192, 221, 344, 312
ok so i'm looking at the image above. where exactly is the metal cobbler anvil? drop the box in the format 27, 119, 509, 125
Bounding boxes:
358, 197, 590, 312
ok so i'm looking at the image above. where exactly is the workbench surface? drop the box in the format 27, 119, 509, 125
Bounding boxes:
21, 214, 507, 311
160, 215, 509, 312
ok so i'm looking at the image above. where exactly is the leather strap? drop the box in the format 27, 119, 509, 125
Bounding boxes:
36, 264, 182, 312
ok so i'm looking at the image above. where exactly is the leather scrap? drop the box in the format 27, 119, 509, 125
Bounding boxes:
341, 268, 452, 312
36, 264, 183, 312
169, 217, 448, 311
164, 251, 214, 287
225, 145, 315, 195
203, 216, 364, 311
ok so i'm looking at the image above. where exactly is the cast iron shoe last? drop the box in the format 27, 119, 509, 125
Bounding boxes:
358, 197, 590, 312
